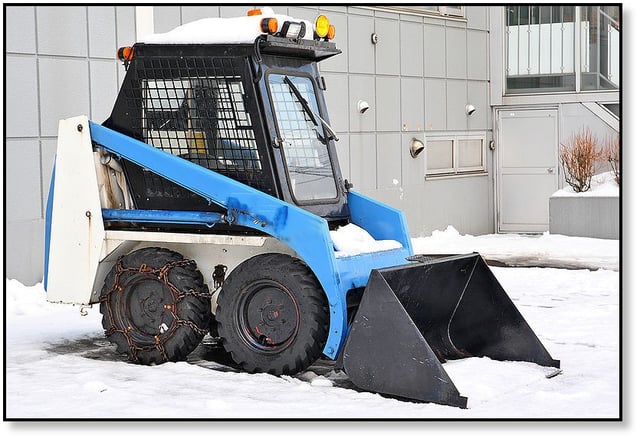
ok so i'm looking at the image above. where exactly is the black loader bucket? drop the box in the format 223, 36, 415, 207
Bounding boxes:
338, 253, 560, 408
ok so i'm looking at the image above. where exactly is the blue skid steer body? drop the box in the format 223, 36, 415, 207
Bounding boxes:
44, 9, 559, 408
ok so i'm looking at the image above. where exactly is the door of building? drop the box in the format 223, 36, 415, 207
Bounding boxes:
497, 108, 559, 233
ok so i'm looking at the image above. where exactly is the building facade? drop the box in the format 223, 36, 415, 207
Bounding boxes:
4, 5, 620, 284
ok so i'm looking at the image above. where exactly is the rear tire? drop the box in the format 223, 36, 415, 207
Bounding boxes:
99, 247, 211, 365
215, 253, 329, 375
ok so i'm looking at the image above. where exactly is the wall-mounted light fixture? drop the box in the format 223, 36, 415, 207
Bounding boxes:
409, 138, 425, 158
357, 100, 370, 114
465, 104, 476, 116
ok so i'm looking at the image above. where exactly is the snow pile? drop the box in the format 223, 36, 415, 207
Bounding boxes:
140, 7, 314, 45
413, 226, 619, 271
330, 223, 402, 257
552, 171, 620, 198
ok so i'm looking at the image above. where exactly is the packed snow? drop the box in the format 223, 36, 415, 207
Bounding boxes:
4, 231, 620, 421
330, 223, 402, 257
141, 7, 314, 45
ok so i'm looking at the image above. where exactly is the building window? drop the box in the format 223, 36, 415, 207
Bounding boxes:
505, 6, 576, 93
426, 134, 486, 177
505, 5, 620, 94
580, 6, 620, 90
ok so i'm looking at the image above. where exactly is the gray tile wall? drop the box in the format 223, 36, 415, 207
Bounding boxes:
6, 5, 493, 284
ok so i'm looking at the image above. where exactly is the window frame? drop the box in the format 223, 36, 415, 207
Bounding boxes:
424, 132, 487, 178
264, 69, 341, 205
503, 5, 620, 96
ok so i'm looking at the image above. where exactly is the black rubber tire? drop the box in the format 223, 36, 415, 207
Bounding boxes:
215, 253, 329, 375
99, 247, 211, 365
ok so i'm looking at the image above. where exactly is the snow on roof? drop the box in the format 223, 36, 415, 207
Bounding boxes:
140, 7, 315, 45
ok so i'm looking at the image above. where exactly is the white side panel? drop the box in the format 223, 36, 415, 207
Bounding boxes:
47, 115, 105, 304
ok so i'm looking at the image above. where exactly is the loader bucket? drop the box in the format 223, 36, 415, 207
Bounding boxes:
338, 253, 559, 408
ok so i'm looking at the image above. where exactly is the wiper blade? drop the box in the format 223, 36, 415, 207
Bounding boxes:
283, 76, 339, 142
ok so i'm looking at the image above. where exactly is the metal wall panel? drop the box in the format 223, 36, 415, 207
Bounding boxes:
5, 56, 39, 138
445, 27, 467, 79
425, 78, 447, 130
376, 133, 402, 189
286, 6, 318, 23
5, 6, 36, 54
36, 6, 88, 57
446, 79, 468, 130
6, 139, 42, 221
375, 76, 401, 131
181, 6, 219, 22
349, 133, 377, 190
375, 18, 400, 75
154, 6, 180, 33
322, 72, 350, 133
38, 57, 90, 137
467, 80, 489, 130
424, 24, 446, 77
401, 132, 426, 187
401, 77, 425, 132
348, 14, 375, 74
466, 6, 489, 31
401, 21, 424, 77
90, 59, 119, 122
467, 30, 488, 81
88, 7, 116, 58
349, 74, 376, 132
318, 11, 348, 73
5, 220, 45, 286
116, 6, 136, 46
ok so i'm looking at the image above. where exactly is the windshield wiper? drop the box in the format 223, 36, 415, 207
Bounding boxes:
283, 76, 339, 142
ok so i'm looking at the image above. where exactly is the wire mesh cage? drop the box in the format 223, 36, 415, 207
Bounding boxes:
108, 51, 275, 210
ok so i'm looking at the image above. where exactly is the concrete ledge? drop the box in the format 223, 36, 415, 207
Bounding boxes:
549, 195, 619, 240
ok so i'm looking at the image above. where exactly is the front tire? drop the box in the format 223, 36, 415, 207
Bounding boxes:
215, 253, 329, 375
99, 247, 211, 365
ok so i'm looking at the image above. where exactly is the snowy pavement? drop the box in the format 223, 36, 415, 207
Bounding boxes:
412, 226, 619, 271
3, 232, 621, 420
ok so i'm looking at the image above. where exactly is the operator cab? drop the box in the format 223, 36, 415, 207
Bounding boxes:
102, 9, 349, 231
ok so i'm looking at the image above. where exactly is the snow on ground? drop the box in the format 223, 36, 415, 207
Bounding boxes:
413, 226, 619, 271
4, 232, 620, 420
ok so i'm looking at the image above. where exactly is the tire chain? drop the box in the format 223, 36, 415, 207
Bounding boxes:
99, 256, 211, 363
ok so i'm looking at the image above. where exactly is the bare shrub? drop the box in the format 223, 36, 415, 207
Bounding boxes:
559, 128, 602, 193
603, 134, 620, 185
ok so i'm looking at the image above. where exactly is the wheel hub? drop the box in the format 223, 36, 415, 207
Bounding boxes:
241, 284, 299, 351
124, 275, 175, 336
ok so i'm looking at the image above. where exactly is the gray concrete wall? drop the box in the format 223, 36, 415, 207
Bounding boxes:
549, 196, 619, 239
5, 5, 494, 284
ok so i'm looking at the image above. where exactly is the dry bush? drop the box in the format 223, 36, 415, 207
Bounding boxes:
559, 128, 602, 193
603, 134, 620, 185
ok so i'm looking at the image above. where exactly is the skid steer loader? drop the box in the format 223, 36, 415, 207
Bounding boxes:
44, 8, 559, 408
